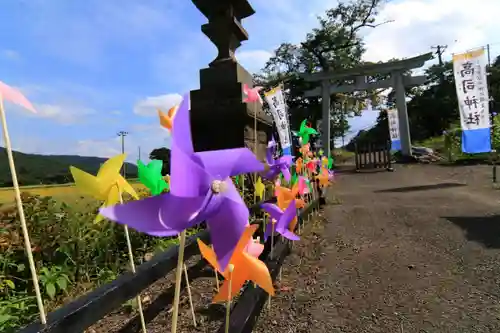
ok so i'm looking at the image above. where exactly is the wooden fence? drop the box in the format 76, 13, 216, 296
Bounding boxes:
354, 141, 394, 172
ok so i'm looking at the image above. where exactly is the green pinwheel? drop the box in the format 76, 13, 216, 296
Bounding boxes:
137, 159, 169, 195
291, 169, 298, 185
297, 119, 317, 145
328, 156, 334, 169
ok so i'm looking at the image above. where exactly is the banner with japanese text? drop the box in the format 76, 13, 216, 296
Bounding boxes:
264, 85, 292, 155
452, 49, 491, 153
387, 109, 401, 151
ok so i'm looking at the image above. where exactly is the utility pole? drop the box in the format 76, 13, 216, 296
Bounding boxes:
117, 131, 128, 177
431, 45, 447, 82
138, 146, 141, 161
341, 99, 347, 147
431, 45, 447, 65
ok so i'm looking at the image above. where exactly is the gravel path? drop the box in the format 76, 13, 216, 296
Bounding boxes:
254, 164, 500, 333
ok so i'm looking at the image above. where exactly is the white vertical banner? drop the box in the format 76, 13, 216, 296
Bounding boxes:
452, 48, 491, 153
264, 85, 292, 155
387, 109, 401, 151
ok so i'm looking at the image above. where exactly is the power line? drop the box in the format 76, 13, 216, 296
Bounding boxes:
117, 131, 128, 177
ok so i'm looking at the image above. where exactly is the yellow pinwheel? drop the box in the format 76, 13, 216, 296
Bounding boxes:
70, 154, 139, 222
254, 176, 265, 200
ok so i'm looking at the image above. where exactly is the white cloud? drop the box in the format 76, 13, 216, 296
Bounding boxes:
133, 93, 183, 117
1, 49, 20, 60
74, 125, 170, 162
226, 0, 500, 78
362, 0, 500, 64
75, 138, 122, 158
236, 50, 273, 74
31, 103, 95, 125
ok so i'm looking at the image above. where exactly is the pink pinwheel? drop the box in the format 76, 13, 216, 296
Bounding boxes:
100, 95, 265, 270
0, 81, 36, 113
298, 176, 308, 195
243, 84, 263, 103
261, 201, 299, 241
245, 238, 264, 257
264, 144, 293, 182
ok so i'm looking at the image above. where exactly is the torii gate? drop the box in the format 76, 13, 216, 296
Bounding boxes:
301, 52, 434, 157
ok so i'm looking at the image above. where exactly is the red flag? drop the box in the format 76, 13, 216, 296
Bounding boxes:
0, 81, 36, 113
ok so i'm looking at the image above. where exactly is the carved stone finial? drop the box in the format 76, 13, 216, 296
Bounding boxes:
192, 0, 255, 67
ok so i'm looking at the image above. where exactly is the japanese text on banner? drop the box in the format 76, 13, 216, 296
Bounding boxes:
452, 49, 490, 130
387, 109, 400, 142
264, 86, 291, 149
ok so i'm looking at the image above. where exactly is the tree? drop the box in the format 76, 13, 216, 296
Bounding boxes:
254, 0, 390, 144
149, 148, 171, 175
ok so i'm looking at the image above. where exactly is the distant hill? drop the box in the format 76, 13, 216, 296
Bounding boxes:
0, 147, 138, 187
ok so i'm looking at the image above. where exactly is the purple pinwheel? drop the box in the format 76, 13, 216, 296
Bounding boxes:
99, 94, 265, 270
263, 143, 293, 182
260, 200, 299, 241
267, 135, 277, 153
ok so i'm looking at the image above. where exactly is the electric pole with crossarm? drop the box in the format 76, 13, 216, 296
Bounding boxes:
117, 131, 128, 177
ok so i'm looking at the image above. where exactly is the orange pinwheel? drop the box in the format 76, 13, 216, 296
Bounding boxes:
295, 157, 303, 174
299, 144, 310, 157
197, 224, 274, 302
158, 105, 178, 130
316, 168, 330, 188
275, 183, 305, 231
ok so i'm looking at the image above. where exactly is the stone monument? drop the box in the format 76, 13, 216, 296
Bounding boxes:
190, 0, 272, 158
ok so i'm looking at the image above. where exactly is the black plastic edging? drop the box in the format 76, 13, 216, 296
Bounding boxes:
16, 198, 275, 333
18, 231, 210, 333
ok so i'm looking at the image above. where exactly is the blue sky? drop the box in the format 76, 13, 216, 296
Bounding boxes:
1, 0, 499, 162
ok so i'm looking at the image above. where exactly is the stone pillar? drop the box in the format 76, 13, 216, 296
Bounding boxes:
190, 0, 272, 159
321, 80, 331, 155
393, 71, 412, 156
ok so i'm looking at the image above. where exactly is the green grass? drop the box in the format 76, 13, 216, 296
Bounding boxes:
0, 176, 273, 332
415, 135, 493, 164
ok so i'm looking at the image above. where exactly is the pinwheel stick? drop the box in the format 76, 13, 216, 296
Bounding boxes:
225, 264, 235, 333
206, 228, 219, 292
0, 98, 47, 324
262, 191, 267, 232
178, 235, 197, 327
118, 194, 147, 333
171, 230, 187, 333
270, 220, 276, 260
242, 175, 245, 201
253, 236, 260, 289
253, 103, 258, 204
183, 263, 197, 327
297, 206, 302, 235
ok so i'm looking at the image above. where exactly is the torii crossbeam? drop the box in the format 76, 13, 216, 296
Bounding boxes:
301, 52, 434, 157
